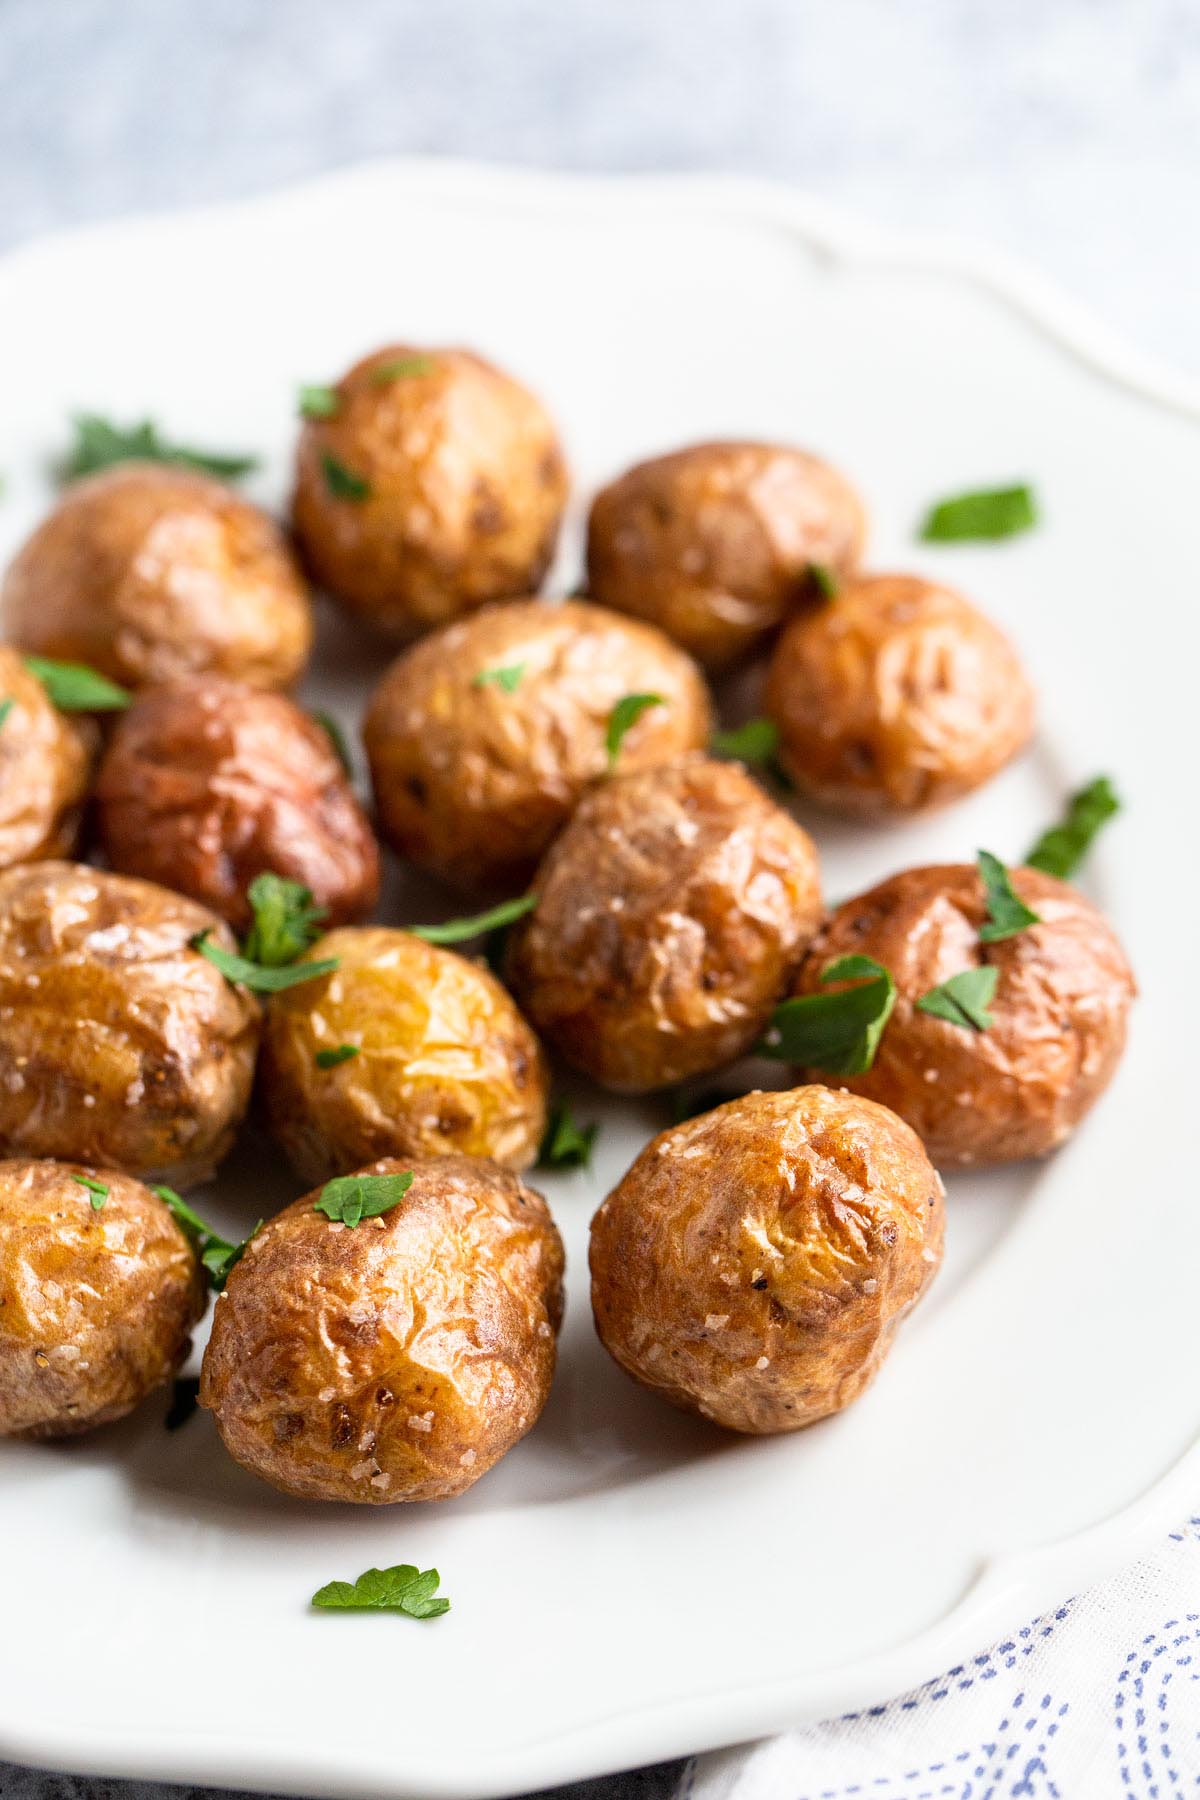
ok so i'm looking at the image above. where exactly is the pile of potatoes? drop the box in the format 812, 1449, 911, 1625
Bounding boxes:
0, 344, 1132, 1503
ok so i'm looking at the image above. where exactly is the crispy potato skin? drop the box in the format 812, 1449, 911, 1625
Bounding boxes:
0, 863, 260, 1183
765, 574, 1035, 815
363, 598, 714, 892
95, 675, 379, 930
590, 1086, 943, 1434
791, 864, 1135, 1165
0, 646, 94, 869
200, 1155, 564, 1502
506, 755, 823, 1091
1, 463, 313, 692
0, 1159, 203, 1438
291, 347, 568, 640
261, 928, 548, 1182
585, 441, 866, 670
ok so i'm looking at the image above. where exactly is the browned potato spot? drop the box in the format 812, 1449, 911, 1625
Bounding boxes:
1, 463, 313, 692
261, 927, 548, 1182
590, 1086, 943, 1434
96, 675, 379, 930
586, 440, 866, 670
791, 863, 1135, 1165
201, 1156, 564, 1502
765, 574, 1035, 815
0, 646, 94, 869
291, 346, 568, 640
506, 755, 822, 1091
0, 1159, 203, 1438
0, 862, 260, 1184
363, 598, 714, 892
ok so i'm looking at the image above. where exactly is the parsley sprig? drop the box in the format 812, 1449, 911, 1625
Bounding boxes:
538, 1102, 598, 1170
1025, 776, 1120, 880
312, 1563, 449, 1619
193, 874, 337, 993
977, 850, 1040, 943
473, 663, 527, 693
409, 894, 536, 945
314, 1171, 414, 1229
71, 1173, 109, 1210
760, 955, 896, 1075
321, 452, 370, 502
25, 655, 130, 712
155, 1185, 258, 1290
60, 414, 259, 484
606, 693, 664, 767
710, 718, 780, 765
919, 483, 1037, 542
916, 966, 998, 1031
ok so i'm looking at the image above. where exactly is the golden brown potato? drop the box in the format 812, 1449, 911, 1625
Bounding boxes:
789, 863, 1135, 1165
261, 927, 548, 1182
95, 675, 379, 931
0, 646, 94, 869
201, 1155, 564, 1502
0, 1158, 203, 1438
590, 1086, 943, 1433
585, 440, 866, 670
506, 755, 822, 1091
0, 862, 260, 1183
363, 598, 714, 892
1, 463, 313, 692
765, 573, 1035, 815
291, 346, 568, 641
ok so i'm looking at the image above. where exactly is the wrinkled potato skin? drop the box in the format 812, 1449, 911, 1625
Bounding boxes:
291, 347, 568, 640
201, 1156, 564, 1502
0, 647, 94, 868
261, 928, 548, 1182
0, 863, 260, 1183
95, 675, 379, 930
766, 574, 1035, 815
791, 864, 1135, 1165
586, 441, 866, 670
0, 1159, 203, 1438
507, 755, 823, 1091
363, 599, 714, 892
590, 1086, 943, 1434
1, 463, 313, 692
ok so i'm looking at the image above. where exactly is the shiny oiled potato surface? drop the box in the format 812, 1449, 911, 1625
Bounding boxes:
590, 1086, 944, 1434
201, 1156, 564, 1502
790, 863, 1135, 1165
261, 927, 548, 1183
363, 598, 714, 892
0, 1159, 203, 1438
1, 462, 313, 692
95, 674, 379, 931
0, 645, 94, 869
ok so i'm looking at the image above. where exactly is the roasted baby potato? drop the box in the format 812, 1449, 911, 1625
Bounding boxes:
1, 463, 313, 692
765, 573, 1035, 815
363, 598, 714, 892
291, 346, 568, 641
261, 927, 548, 1182
585, 440, 866, 670
201, 1155, 564, 1502
506, 755, 822, 1090
789, 862, 1135, 1165
0, 1158, 203, 1438
0, 646, 94, 869
0, 862, 260, 1183
95, 675, 379, 931
590, 1086, 943, 1433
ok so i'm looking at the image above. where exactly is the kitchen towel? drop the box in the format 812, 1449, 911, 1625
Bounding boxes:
680, 1515, 1200, 1799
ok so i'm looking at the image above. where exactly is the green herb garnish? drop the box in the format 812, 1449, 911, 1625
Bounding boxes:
760, 954, 896, 1075
243, 873, 327, 968
164, 1375, 200, 1432
916, 966, 998, 1031
192, 932, 338, 993
538, 1103, 598, 1170
919, 484, 1037, 542
312, 709, 352, 774
314, 1171, 414, 1230
0, 699, 12, 732
321, 452, 370, 502
60, 414, 259, 484
312, 1563, 449, 1619
71, 1173, 108, 1210
1025, 776, 1120, 880
606, 693, 664, 768
810, 562, 839, 598
315, 1044, 359, 1069
371, 356, 435, 384
298, 385, 338, 420
472, 663, 527, 693
24, 656, 130, 712
710, 718, 780, 765
154, 1186, 258, 1290
409, 894, 537, 945
977, 849, 1041, 943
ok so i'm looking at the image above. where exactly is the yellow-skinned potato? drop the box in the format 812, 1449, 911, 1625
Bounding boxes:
0, 646, 94, 869
260, 927, 548, 1182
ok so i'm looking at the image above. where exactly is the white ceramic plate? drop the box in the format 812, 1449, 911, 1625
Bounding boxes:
0, 160, 1196, 1800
